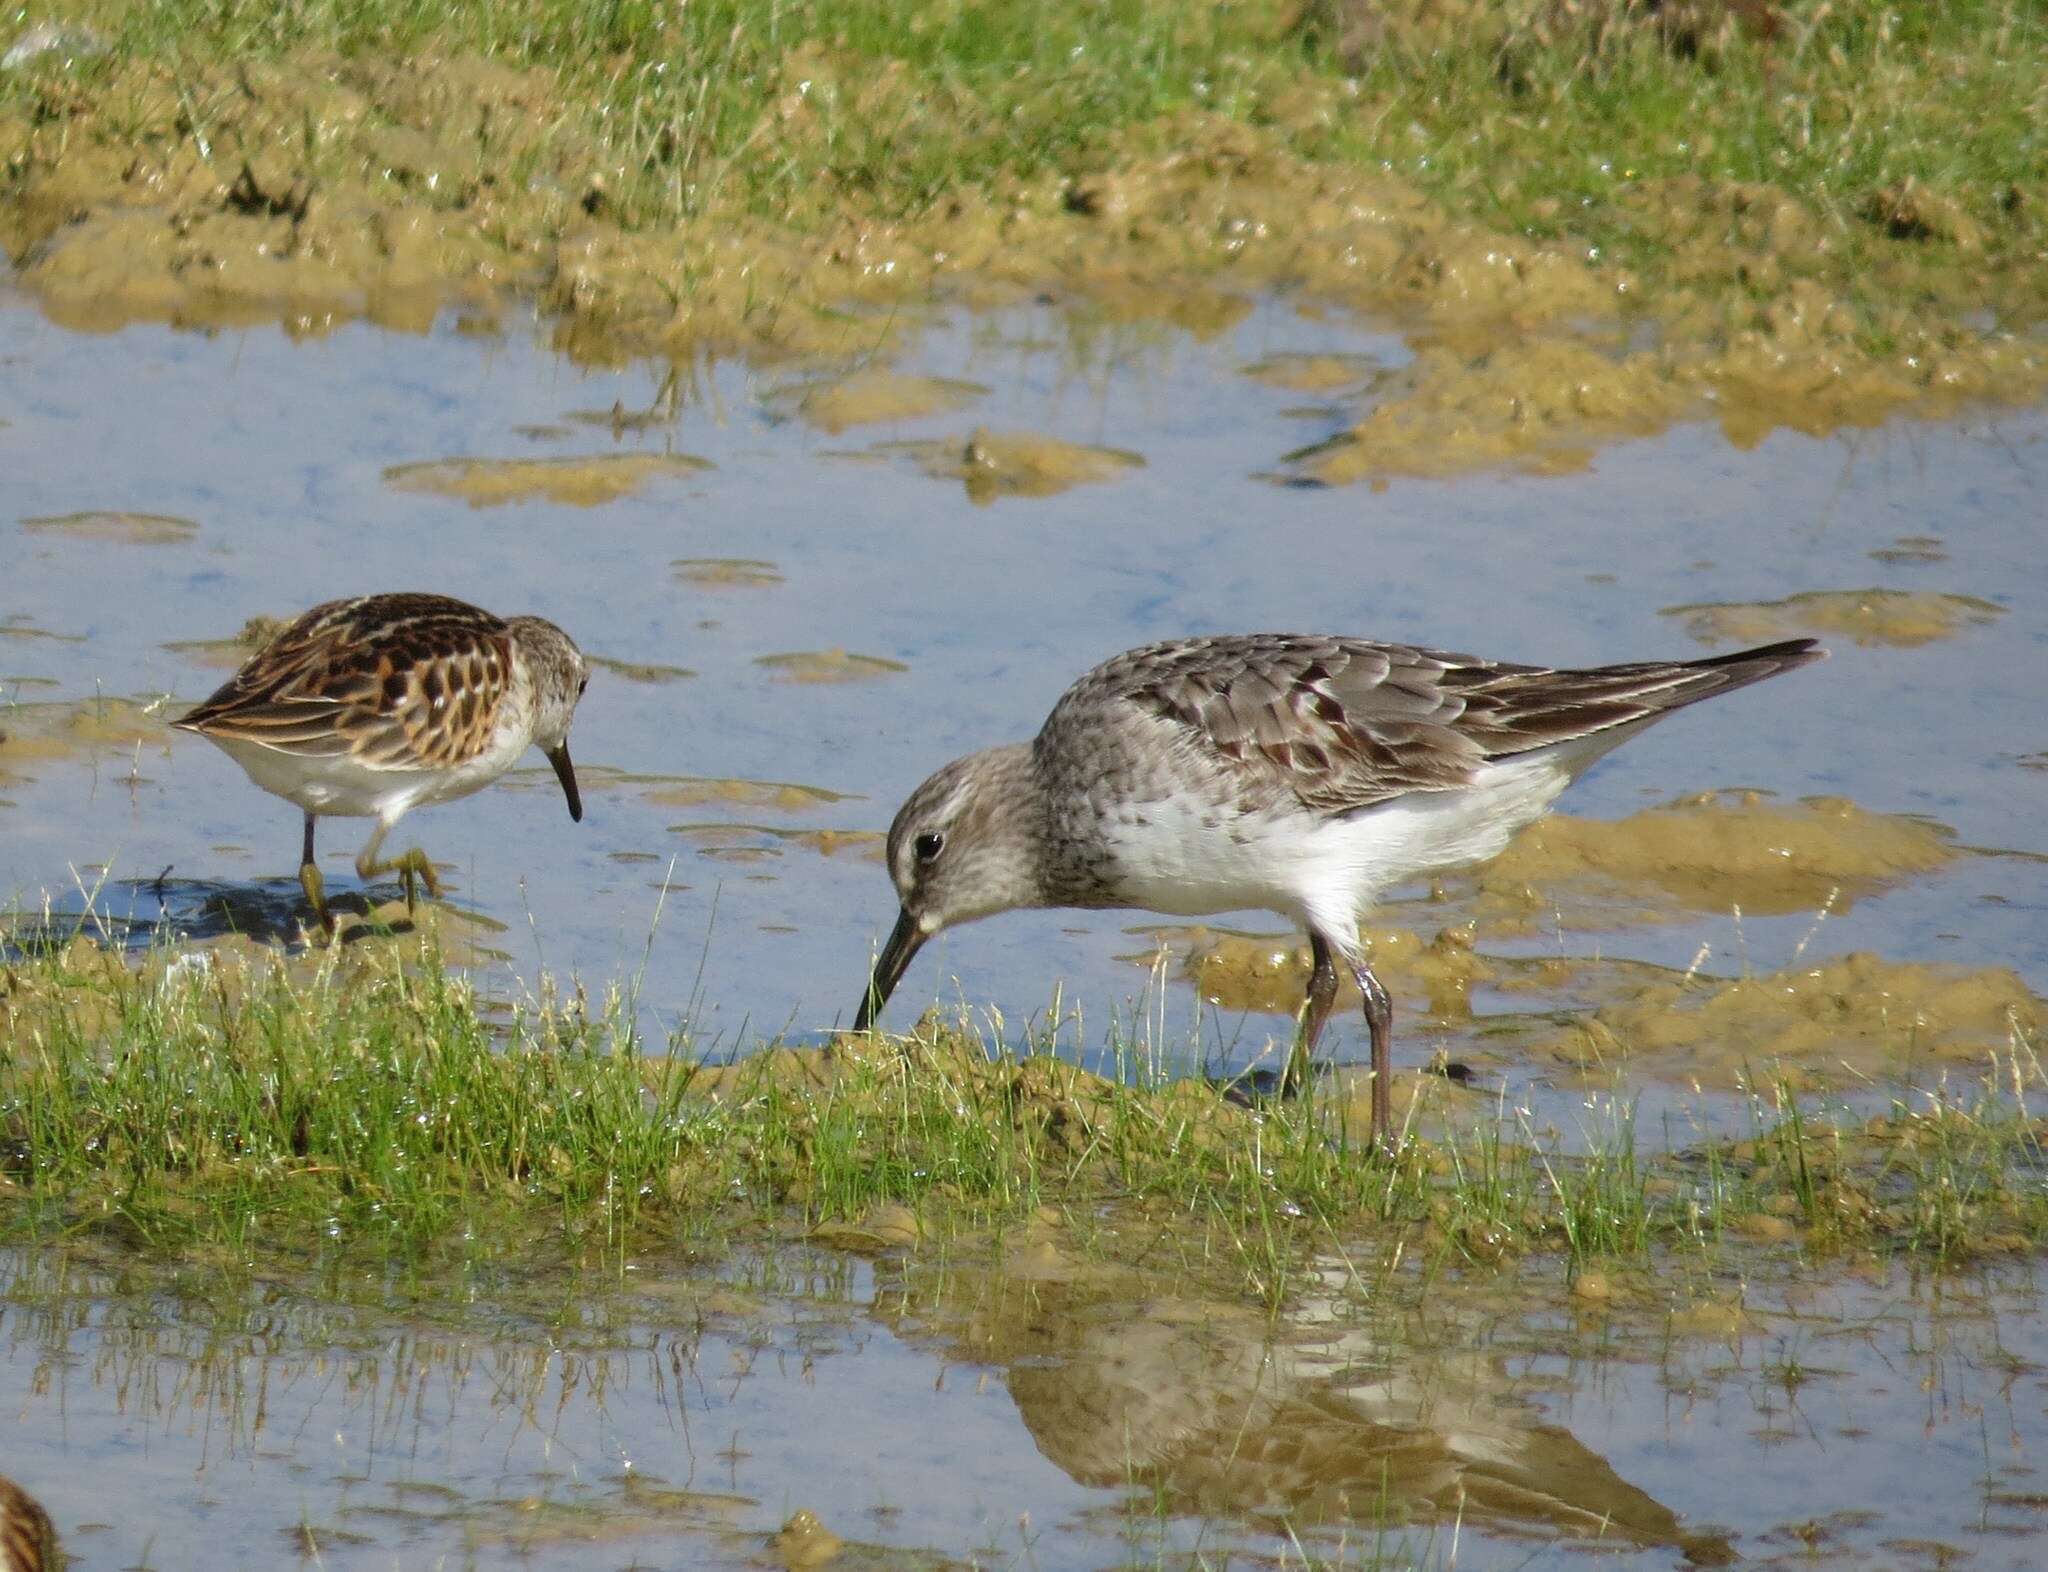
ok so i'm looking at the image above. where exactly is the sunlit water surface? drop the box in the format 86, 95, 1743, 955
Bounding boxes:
2, 291, 2040, 1091
4, 282, 2048, 1567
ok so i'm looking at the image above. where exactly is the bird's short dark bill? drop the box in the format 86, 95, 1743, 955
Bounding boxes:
853, 907, 926, 1032
547, 744, 583, 823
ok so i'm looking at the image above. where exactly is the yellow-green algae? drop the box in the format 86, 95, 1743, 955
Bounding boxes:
383, 452, 712, 506
1662, 588, 2009, 650
20, 509, 199, 544
888, 427, 1146, 503
1536, 951, 2042, 1089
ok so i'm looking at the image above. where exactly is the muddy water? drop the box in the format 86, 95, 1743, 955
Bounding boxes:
7, 1239, 2048, 1569
2, 288, 2044, 1132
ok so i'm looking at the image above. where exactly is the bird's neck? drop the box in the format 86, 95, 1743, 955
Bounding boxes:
961, 742, 1063, 912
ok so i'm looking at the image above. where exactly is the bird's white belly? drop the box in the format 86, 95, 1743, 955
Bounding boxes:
1101, 750, 1582, 927
1102, 798, 1318, 919
213, 734, 524, 821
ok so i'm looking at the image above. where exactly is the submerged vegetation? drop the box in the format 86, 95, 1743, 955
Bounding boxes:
0, 2, 2042, 461
2, 930, 2043, 1291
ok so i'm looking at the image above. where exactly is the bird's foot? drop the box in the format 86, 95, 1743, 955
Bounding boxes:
360, 847, 442, 913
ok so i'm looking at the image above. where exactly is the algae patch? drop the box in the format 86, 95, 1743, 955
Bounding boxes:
673, 558, 783, 588
1537, 952, 2042, 1089
20, 509, 198, 545
1131, 795, 1958, 1017
1240, 352, 1377, 392
1663, 589, 2007, 649
1283, 340, 1694, 484
0, 616, 84, 644
586, 654, 695, 685
632, 775, 855, 813
0, 694, 170, 785
384, 453, 711, 507
666, 822, 884, 863
778, 370, 988, 433
887, 428, 1145, 503
1136, 921, 1488, 1022
1476, 793, 1958, 922
754, 649, 907, 683
162, 613, 293, 670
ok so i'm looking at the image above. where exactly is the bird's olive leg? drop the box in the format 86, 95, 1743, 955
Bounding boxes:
1285, 931, 1341, 1097
354, 824, 442, 914
298, 812, 334, 938
393, 848, 442, 910
1347, 957, 1395, 1151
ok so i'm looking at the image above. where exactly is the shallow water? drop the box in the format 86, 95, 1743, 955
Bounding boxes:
7, 1240, 2048, 1570
5, 279, 2048, 1568
3, 284, 2043, 1128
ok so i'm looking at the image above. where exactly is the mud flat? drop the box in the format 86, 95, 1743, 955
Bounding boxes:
3, 4, 2042, 473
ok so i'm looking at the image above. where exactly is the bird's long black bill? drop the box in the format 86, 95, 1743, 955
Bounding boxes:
547, 744, 584, 823
853, 907, 926, 1032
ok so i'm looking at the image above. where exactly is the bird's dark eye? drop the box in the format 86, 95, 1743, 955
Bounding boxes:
914, 832, 944, 863
577, 677, 589, 697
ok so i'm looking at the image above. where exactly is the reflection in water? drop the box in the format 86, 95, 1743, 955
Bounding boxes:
8, 1241, 2048, 1568
876, 1247, 1735, 1565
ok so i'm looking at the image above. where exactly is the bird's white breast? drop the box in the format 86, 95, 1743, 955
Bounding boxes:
209, 713, 533, 822
1098, 744, 1590, 931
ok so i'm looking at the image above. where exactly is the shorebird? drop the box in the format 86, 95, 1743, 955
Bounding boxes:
175, 592, 588, 936
852, 633, 1823, 1144
0, 1476, 56, 1572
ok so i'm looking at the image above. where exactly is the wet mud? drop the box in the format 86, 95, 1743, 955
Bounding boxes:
6, 41, 2042, 477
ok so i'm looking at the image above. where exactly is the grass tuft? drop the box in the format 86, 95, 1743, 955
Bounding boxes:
4, 938, 2046, 1290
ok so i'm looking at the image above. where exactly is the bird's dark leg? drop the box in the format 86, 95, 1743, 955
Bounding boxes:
1347, 957, 1395, 1151
298, 812, 334, 938
1284, 931, 1341, 1097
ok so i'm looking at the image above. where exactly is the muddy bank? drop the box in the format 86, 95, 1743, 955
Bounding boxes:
4, 27, 2043, 474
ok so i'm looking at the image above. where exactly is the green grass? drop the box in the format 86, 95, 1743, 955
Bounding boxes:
4, 936, 2046, 1290
3, 2, 2041, 333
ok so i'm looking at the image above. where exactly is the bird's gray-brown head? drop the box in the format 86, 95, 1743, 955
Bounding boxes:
507, 614, 589, 823
853, 742, 1043, 1031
